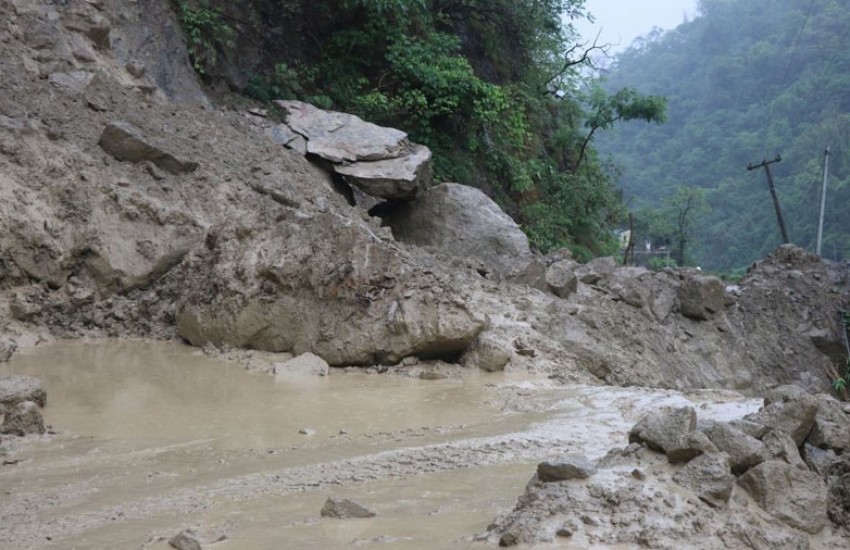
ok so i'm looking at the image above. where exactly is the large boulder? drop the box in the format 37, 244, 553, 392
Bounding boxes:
545, 260, 579, 299
628, 407, 696, 455
384, 183, 534, 278
334, 144, 432, 200
672, 452, 735, 508
703, 422, 767, 475
737, 461, 828, 534
0, 401, 46, 436
176, 214, 486, 366
536, 453, 597, 481
744, 391, 819, 446
677, 274, 726, 320
807, 394, 850, 453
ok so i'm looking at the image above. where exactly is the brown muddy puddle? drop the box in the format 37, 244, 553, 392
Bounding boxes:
0, 340, 762, 550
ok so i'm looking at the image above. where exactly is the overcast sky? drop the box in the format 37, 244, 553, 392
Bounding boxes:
574, 0, 700, 52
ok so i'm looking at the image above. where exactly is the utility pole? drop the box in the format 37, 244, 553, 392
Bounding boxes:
747, 155, 789, 244
816, 146, 830, 256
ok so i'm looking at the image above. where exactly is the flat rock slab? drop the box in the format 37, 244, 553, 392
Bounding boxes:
334, 144, 431, 200
320, 497, 376, 519
537, 453, 597, 481
275, 100, 407, 163
99, 121, 198, 175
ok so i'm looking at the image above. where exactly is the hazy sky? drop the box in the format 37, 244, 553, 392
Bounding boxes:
574, 0, 700, 51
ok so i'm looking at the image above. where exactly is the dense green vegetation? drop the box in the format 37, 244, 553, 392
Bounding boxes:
174, 0, 665, 259
598, 0, 850, 271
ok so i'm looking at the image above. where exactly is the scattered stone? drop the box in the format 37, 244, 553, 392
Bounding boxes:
677, 274, 726, 320
0, 401, 46, 436
320, 497, 376, 519
274, 352, 329, 378
299, 428, 316, 436
0, 376, 47, 409
537, 453, 597, 482
168, 529, 203, 550
703, 422, 767, 475
99, 121, 198, 175
738, 460, 828, 534
672, 452, 735, 508
628, 406, 696, 455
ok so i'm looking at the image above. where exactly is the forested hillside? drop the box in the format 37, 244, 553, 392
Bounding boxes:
172, 0, 665, 259
598, 0, 850, 271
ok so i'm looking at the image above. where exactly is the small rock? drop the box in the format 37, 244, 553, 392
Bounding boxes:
545, 260, 579, 299
762, 429, 806, 469
320, 497, 376, 519
745, 392, 818, 446
537, 453, 597, 481
299, 428, 316, 436
666, 430, 716, 464
125, 61, 145, 78
169, 529, 203, 550
803, 443, 837, 477
498, 532, 519, 547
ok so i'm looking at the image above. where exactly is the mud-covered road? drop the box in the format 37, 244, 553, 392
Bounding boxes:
0, 341, 761, 549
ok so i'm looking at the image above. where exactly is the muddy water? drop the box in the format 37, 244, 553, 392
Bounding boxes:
0, 340, 761, 550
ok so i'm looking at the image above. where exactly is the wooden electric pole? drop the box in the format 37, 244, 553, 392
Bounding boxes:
747, 154, 789, 244
816, 146, 830, 256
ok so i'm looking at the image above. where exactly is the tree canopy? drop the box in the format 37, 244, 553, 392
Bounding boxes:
597, 0, 850, 271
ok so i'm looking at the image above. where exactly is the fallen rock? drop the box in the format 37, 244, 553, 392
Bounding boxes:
803, 443, 837, 477
274, 352, 329, 378
461, 331, 512, 372
737, 460, 828, 534
0, 340, 16, 363
0, 376, 47, 410
275, 100, 407, 163
828, 455, 850, 525
576, 257, 617, 285
320, 497, 376, 519
628, 406, 696, 455
0, 401, 45, 436
176, 216, 486, 365
806, 394, 850, 453
761, 429, 807, 470
99, 121, 198, 175
665, 430, 717, 463
384, 183, 534, 278
537, 453, 597, 481
545, 260, 579, 299
744, 392, 818, 446
168, 529, 203, 550
703, 422, 767, 475
672, 452, 735, 508
334, 144, 431, 200
678, 274, 726, 320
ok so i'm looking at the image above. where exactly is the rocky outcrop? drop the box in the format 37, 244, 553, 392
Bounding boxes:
384, 183, 535, 278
